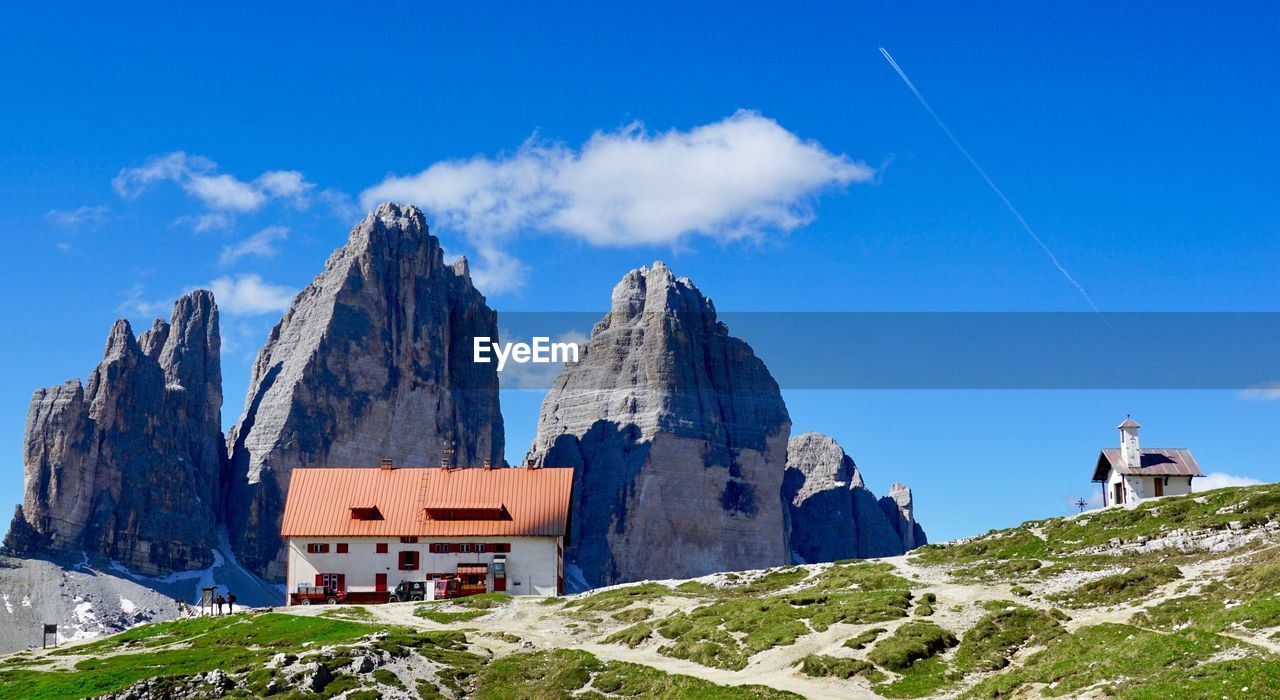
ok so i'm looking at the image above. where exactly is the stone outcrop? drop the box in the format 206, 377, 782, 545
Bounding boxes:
4, 291, 224, 574
783, 432, 913, 562
525, 261, 792, 589
225, 202, 504, 579
879, 482, 928, 550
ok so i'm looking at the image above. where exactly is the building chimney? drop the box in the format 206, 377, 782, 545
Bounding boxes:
379, 458, 393, 471
1118, 416, 1141, 470
441, 441, 455, 468
483, 457, 493, 470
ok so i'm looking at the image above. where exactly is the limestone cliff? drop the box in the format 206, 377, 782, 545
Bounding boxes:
4, 291, 224, 574
879, 482, 928, 550
525, 261, 792, 589
783, 432, 921, 562
225, 202, 504, 579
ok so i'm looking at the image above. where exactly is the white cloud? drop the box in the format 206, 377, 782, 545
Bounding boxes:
176, 213, 234, 233
113, 152, 321, 227
220, 226, 289, 265
207, 274, 296, 316
185, 173, 266, 212
361, 110, 873, 292
1193, 472, 1267, 492
1239, 382, 1280, 401
467, 247, 528, 296
47, 205, 111, 227
256, 170, 313, 203
116, 284, 171, 318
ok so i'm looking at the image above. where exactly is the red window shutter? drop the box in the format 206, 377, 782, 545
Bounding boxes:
376, 543, 388, 553
336, 543, 348, 554
315, 574, 324, 586
336, 574, 345, 591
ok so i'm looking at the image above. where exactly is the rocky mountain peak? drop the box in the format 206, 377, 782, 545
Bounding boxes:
5, 291, 224, 575
527, 261, 791, 589
879, 481, 926, 551
784, 432, 921, 563
225, 203, 504, 579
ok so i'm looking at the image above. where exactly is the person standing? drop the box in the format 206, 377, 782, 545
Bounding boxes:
227, 592, 237, 614
215, 593, 225, 615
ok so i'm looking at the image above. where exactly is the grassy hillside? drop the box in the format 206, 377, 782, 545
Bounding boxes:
3, 483, 1279, 699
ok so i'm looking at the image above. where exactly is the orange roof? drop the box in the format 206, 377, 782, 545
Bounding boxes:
280, 466, 574, 538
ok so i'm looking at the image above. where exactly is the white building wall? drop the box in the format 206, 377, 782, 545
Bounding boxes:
1103, 469, 1196, 505
286, 535, 562, 601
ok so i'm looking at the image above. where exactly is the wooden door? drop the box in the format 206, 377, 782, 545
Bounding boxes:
1114, 483, 1124, 505
1154, 478, 1164, 497
375, 573, 387, 592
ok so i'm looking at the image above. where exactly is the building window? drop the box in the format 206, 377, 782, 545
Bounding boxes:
400, 536, 419, 544
317, 573, 344, 591
399, 551, 420, 570
307, 543, 330, 554
496, 543, 511, 553
475, 543, 486, 553
336, 543, 348, 554
376, 543, 388, 554
459, 544, 472, 553
430, 543, 450, 554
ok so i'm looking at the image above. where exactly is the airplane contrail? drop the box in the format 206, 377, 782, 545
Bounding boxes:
879, 47, 1104, 316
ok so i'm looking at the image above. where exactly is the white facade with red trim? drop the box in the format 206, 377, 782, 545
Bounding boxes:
286, 534, 563, 602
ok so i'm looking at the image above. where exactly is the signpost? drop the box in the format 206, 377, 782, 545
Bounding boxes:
42, 623, 57, 649
200, 586, 217, 616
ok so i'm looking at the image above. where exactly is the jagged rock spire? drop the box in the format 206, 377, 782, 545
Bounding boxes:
526, 261, 791, 589
225, 202, 504, 579
5, 291, 224, 574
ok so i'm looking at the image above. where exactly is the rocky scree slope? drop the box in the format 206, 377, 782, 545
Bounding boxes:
6, 483, 1280, 699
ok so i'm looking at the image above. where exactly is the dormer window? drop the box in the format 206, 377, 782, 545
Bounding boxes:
349, 506, 383, 521
424, 503, 510, 521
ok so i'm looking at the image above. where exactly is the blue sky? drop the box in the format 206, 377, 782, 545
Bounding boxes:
1, 3, 1278, 541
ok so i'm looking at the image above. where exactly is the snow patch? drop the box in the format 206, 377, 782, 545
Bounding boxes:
2, 594, 12, 614
119, 597, 137, 614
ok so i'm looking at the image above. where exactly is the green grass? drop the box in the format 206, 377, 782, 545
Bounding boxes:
656, 587, 911, 670
1051, 564, 1182, 608
413, 608, 489, 624
611, 606, 653, 623
562, 582, 681, 615
949, 559, 1043, 583
321, 606, 375, 621
603, 623, 654, 648
843, 627, 887, 650
472, 648, 801, 699
867, 621, 957, 672
913, 529, 1048, 566
452, 593, 513, 609
796, 654, 880, 680
1037, 485, 1280, 554
873, 657, 952, 699
1133, 546, 1280, 636
965, 622, 1279, 699
371, 667, 404, 689
952, 601, 1064, 673
0, 613, 411, 699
